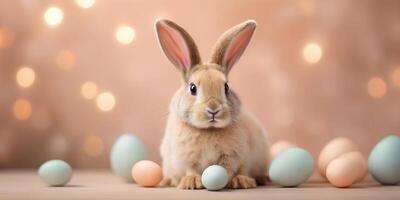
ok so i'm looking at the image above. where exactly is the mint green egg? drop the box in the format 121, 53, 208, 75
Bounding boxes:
368, 135, 400, 185
201, 165, 229, 191
110, 133, 147, 182
269, 148, 314, 187
38, 160, 72, 186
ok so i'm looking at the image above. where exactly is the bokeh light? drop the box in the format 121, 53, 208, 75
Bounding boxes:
115, 25, 135, 45
81, 81, 98, 99
302, 42, 322, 64
367, 77, 387, 99
96, 92, 116, 111
56, 50, 75, 70
75, 0, 96, 9
391, 67, 400, 88
12, 99, 32, 120
16, 66, 35, 88
0, 27, 14, 49
298, 0, 315, 16
44, 7, 64, 27
83, 134, 104, 157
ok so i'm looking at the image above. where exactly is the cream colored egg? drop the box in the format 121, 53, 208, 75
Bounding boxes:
340, 151, 367, 182
270, 140, 296, 161
131, 160, 162, 187
318, 137, 357, 178
326, 157, 360, 187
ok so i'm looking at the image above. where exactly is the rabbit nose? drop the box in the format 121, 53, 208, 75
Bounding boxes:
206, 108, 221, 116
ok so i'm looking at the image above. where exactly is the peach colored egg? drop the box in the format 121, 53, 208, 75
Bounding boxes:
270, 140, 296, 161
131, 160, 162, 187
318, 137, 357, 178
340, 151, 367, 182
326, 157, 360, 187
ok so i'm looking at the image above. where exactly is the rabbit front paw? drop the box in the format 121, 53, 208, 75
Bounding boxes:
227, 175, 257, 189
177, 175, 203, 189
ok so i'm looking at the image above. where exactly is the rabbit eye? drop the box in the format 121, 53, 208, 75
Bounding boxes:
189, 83, 197, 96
224, 83, 229, 95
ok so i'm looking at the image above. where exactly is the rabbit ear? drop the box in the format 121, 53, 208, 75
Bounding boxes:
210, 20, 256, 74
155, 19, 201, 72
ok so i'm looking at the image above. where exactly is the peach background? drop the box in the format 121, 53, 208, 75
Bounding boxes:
0, 0, 400, 168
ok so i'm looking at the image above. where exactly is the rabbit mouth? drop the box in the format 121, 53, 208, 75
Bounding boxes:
209, 118, 217, 123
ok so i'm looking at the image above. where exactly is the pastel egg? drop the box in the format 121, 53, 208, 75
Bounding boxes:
201, 165, 229, 191
341, 151, 367, 182
110, 133, 147, 182
131, 160, 162, 187
318, 137, 357, 178
269, 148, 314, 187
270, 140, 296, 161
326, 151, 367, 187
368, 135, 400, 185
38, 160, 72, 186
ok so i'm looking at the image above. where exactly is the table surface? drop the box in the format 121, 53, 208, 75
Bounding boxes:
0, 170, 399, 200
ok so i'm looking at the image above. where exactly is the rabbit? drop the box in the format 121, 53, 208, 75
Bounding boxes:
155, 19, 269, 189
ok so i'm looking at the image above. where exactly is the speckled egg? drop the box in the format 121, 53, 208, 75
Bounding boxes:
110, 133, 147, 182
368, 135, 400, 185
201, 165, 229, 191
269, 148, 314, 187
38, 160, 72, 186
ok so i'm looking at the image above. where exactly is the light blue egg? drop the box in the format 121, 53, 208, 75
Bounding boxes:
368, 135, 400, 185
269, 147, 314, 187
201, 165, 229, 191
38, 160, 72, 186
110, 133, 147, 182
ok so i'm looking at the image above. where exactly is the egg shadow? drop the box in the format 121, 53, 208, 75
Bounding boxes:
48, 184, 86, 188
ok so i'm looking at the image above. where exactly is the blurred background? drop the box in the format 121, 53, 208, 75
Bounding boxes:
0, 0, 399, 168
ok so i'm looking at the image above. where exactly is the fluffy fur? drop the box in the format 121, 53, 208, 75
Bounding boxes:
156, 19, 269, 189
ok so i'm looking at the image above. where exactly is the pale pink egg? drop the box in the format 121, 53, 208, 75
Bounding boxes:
326, 151, 366, 188
270, 140, 296, 161
326, 156, 359, 187
318, 137, 357, 178
131, 160, 162, 187
339, 151, 367, 182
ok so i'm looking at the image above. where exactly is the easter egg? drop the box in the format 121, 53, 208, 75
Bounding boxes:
201, 165, 229, 191
269, 148, 314, 187
318, 137, 357, 178
38, 160, 72, 186
131, 160, 162, 187
326, 151, 367, 187
110, 133, 147, 182
368, 135, 400, 185
270, 140, 296, 161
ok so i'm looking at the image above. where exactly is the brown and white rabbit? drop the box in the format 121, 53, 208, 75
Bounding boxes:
155, 19, 269, 189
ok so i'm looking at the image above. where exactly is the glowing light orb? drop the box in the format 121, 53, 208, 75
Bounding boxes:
75, 0, 95, 9
16, 66, 35, 88
56, 50, 75, 70
0, 27, 14, 49
302, 42, 322, 64
367, 77, 387, 99
391, 68, 400, 88
115, 26, 135, 45
83, 134, 104, 157
81, 81, 98, 99
44, 7, 64, 27
96, 92, 116, 111
13, 99, 32, 120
